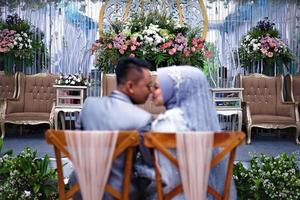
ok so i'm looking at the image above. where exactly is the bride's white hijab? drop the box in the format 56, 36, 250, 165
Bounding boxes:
157, 65, 220, 131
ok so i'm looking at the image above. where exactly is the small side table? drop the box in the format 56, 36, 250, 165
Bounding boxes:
211, 88, 243, 131
53, 85, 87, 130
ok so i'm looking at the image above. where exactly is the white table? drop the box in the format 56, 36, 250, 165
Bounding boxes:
53, 85, 87, 130
211, 88, 243, 131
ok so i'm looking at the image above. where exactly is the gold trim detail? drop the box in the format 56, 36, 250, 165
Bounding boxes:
98, 0, 109, 38
198, 0, 208, 40
98, 0, 209, 40
176, 0, 184, 26
124, 0, 133, 22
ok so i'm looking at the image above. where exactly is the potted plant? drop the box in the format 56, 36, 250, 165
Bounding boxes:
0, 14, 47, 73
233, 152, 300, 200
93, 10, 211, 73
0, 138, 58, 200
238, 17, 293, 75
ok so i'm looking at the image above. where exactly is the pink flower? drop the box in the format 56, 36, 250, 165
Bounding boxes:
121, 45, 128, 50
267, 52, 273, 58
192, 38, 198, 46
107, 43, 113, 49
119, 49, 125, 54
130, 39, 138, 46
197, 43, 203, 49
168, 48, 176, 55
183, 48, 190, 57
160, 40, 173, 50
260, 48, 268, 54
129, 53, 135, 57
205, 51, 212, 59
191, 47, 196, 52
130, 45, 136, 51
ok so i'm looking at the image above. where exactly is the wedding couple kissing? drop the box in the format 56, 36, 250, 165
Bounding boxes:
71, 57, 236, 200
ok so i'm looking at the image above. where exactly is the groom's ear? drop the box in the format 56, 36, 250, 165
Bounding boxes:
126, 80, 135, 94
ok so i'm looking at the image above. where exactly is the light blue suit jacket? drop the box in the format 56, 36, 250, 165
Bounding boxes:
73, 90, 152, 199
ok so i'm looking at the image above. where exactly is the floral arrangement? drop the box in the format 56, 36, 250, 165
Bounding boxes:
55, 73, 90, 86
0, 14, 46, 72
233, 152, 300, 200
238, 17, 293, 68
94, 10, 210, 72
0, 139, 58, 200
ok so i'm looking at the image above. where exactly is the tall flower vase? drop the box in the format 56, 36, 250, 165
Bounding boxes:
246, 60, 286, 76
0, 53, 14, 74
88, 68, 102, 97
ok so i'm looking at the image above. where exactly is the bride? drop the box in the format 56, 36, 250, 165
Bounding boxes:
149, 66, 237, 200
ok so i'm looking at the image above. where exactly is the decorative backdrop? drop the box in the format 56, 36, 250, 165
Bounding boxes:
0, 0, 299, 88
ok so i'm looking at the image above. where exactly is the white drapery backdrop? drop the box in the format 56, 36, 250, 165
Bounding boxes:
0, 0, 299, 85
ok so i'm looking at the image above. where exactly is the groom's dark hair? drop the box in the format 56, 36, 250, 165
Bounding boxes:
116, 57, 151, 86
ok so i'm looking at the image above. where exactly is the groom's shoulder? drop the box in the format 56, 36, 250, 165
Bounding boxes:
83, 96, 151, 118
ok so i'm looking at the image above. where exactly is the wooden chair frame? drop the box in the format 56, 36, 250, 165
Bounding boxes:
144, 131, 245, 200
45, 129, 140, 200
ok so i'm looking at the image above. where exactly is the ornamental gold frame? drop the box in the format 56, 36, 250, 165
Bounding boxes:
98, 0, 209, 40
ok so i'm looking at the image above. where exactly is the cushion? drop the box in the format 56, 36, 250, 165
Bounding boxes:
252, 114, 296, 124
5, 112, 50, 121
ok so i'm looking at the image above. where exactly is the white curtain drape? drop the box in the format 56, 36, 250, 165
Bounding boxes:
176, 132, 214, 200
65, 130, 118, 200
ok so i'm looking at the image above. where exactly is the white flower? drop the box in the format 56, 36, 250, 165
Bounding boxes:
18, 37, 22, 41
24, 190, 31, 197
71, 80, 75, 85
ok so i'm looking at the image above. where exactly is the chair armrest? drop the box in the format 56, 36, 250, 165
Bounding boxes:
277, 102, 298, 121
49, 100, 56, 127
241, 101, 252, 125
5, 98, 24, 114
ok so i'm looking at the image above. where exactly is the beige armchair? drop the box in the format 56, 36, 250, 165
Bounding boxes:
0, 73, 58, 138
101, 73, 165, 117
237, 73, 299, 144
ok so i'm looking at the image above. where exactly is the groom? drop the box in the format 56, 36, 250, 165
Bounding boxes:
73, 57, 154, 199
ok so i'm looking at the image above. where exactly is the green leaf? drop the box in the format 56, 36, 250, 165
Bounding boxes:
33, 183, 40, 193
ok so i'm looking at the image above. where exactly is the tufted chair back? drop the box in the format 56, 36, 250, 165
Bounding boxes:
24, 73, 58, 113
0, 72, 18, 100
239, 74, 283, 115
9, 73, 58, 113
240, 75, 280, 115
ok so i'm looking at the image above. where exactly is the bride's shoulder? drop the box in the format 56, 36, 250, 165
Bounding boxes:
152, 107, 188, 131
164, 107, 184, 117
